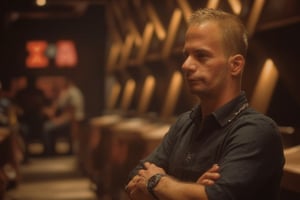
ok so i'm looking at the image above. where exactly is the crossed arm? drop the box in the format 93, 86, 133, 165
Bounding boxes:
125, 162, 220, 200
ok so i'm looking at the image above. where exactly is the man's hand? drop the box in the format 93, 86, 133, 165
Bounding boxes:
125, 174, 152, 200
138, 162, 166, 179
125, 162, 166, 200
197, 164, 220, 186
125, 163, 220, 200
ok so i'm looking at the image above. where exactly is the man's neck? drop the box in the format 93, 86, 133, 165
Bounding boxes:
199, 90, 241, 117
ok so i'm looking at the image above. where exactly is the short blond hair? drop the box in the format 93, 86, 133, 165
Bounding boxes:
189, 8, 248, 58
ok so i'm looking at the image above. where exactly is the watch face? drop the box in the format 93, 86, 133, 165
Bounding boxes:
147, 174, 165, 200
148, 175, 158, 187
148, 174, 164, 189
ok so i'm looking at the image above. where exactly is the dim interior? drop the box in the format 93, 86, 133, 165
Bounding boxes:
0, 0, 299, 199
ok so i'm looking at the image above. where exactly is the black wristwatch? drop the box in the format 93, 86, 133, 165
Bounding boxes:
147, 174, 166, 200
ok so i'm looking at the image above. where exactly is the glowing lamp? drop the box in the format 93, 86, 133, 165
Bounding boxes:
55, 40, 78, 68
26, 40, 49, 68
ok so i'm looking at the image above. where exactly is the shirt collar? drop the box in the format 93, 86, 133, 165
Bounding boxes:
190, 91, 249, 127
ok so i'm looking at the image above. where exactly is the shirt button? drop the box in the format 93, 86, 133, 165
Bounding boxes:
185, 153, 193, 164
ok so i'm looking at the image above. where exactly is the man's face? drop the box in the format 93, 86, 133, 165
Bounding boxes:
182, 22, 230, 97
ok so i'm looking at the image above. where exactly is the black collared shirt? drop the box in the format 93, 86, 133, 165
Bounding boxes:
129, 92, 285, 200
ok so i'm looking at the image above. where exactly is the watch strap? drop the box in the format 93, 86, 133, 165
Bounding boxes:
147, 174, 166, 200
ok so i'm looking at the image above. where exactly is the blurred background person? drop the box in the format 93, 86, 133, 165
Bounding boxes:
43, 77, 85, 156
13, 74, 49, 161
0, 79, 23, 190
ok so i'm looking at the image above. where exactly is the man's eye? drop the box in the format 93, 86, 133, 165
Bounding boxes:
195, 52, 210, 61
183, 52, 189, 59
195, 52, 205, 59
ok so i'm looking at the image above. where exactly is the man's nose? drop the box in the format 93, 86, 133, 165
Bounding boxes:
182, 56, 196, 72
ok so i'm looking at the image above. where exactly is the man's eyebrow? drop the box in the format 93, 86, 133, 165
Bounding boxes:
183, 48, 210, 54
194, 49, 210, 54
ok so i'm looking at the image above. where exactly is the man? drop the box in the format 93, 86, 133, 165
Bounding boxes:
14, 75, 49, 160
43, 77, 85, 155
125, 8, 285, 200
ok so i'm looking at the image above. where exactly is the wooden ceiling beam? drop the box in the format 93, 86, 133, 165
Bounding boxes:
118, 34, 136, 69
146, 1, 166, 40
246, 0, 266, 36
162, 8, 182, 59
206, 0, 220, 9
105, 4, 123, 72
228, 0, 242, 15
176, 0, 192, 23
136, 23, 155, 65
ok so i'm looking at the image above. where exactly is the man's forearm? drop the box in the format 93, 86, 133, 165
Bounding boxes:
126, 162, 218, 200
154, 175, 209, 200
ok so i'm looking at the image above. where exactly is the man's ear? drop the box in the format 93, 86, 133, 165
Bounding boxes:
229, 54, 245, 76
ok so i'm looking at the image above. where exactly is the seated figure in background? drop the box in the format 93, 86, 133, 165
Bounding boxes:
14, 75, 49, 159
43, 77, 85, 155
0, 79, 24, 190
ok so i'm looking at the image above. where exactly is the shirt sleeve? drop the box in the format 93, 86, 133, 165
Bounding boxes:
206, 115, 285, 200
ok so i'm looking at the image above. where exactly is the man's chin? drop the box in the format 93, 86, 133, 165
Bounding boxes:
188, 88, 208, 97
189, 89, 202, 96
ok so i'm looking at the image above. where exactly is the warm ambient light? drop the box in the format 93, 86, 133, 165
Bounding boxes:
137, 23, 154, 64
162, 9, 182, 59
147, 2, 166, 40
36, 0, 47, 7
177, 0, 192, 23
246, 0, 266, 36
137, 75, 156, 114
106, 79, 121, 110
161, 71, 183, 119
120, 79, 136, 111
228, 0, 242, 15
250, 59, 279, 114
206, 0, 220, 9
207, 0, 241, 14
119, 34, 135, 69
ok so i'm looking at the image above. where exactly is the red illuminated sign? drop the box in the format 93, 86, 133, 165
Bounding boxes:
26, 41, 49, 68
26, 40, 78, 68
